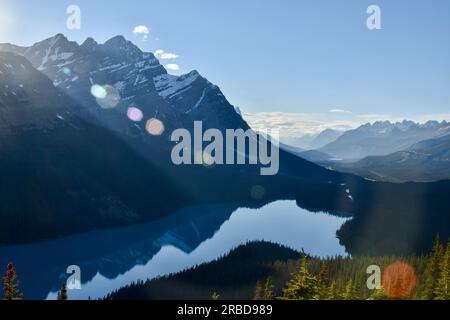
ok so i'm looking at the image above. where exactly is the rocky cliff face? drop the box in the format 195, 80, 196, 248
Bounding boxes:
0, 34, 248, 144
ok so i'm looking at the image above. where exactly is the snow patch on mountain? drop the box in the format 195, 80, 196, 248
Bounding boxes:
188, 88, 207, 114
154, 71, 200, 99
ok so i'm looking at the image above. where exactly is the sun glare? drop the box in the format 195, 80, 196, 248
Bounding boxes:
0, 4, 16, 40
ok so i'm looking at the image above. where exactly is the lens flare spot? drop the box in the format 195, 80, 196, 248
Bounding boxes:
146, 118, 165, 136
251, 185, 266, 200
90, 84, 107, 99
127, 106, 144, 122
382, 261, 417, 299
94, 85, 121, 109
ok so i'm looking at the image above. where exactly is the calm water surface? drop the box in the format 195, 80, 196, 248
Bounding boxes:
0, 200, 349, 300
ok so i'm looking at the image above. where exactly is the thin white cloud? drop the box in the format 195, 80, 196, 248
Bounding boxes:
242, 111, 450, 138
133, 25, 150, 35
165, 64, 180, 71
243, 112, 357, 137
329, 108, 352, 114
155, 49, 179, 60
133, 25, 150, 41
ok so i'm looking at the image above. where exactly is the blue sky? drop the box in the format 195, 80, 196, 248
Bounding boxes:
1, 0, 449, 135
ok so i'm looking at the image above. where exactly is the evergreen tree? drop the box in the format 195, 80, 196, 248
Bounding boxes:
253, 280, 262, 300
423, 234, 444, 300
435, 240, 450, 300
343, 280, 359, 300
317, 263, 329, 299
371, 287, 389, 300
263, 277, 274, 300
57, 282, 68, 301
2, 263, 22, 300
327, 281, 341, 300
281, 253, 320, 300
211, 292, 220, 300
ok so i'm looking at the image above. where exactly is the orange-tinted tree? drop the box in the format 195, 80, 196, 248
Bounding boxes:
3, 263, 23, 300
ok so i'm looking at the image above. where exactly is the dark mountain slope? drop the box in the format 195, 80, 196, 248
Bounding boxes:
0, 52, 191, 245
333, 179, 450, 255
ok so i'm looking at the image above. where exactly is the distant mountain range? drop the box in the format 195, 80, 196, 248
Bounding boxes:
284, 129, 343, 150
279, 144, 335, 163
332, 133, 450, 182
319, 120, 450, 160
283, 121, 450, 183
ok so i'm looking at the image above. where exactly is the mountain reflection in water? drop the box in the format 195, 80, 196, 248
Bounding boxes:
0, 201, 349, 300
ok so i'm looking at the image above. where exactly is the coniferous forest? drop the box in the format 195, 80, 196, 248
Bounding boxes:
104, 236, 450, 301
2, 236, 450, 301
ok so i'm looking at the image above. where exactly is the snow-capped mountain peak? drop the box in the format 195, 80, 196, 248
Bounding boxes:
321, 120, 450, 160
80, 37, 99, 52
0, 34, 249, 140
